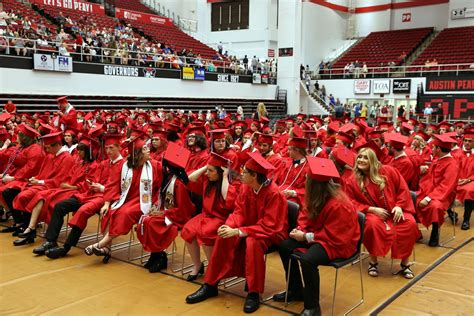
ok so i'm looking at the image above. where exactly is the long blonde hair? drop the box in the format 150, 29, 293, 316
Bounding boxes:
257, 102, 267, 117
354, 148, 386, 192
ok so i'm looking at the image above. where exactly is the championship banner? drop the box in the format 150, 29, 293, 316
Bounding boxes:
182, 67, 195, 80
116, 8, 174, 26
30, 0, 105, 15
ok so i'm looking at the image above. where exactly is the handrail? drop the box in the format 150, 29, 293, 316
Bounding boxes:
0, 35, 278, 77
317, 62, 474, 79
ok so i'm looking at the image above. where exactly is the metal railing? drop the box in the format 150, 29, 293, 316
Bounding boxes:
316, 63, 474, 79
0, 35, 277, 76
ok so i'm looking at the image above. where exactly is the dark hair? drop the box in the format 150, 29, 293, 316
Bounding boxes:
18, 133, 36, 147
205, 165, 223, 198
77, 143, 94, 163
194, 134, 208, 150
63, 133, 78, 146
167, 131, 180, 142
305, 178, 343, 220
246, 168, 268, 185
127, 149, 145, 168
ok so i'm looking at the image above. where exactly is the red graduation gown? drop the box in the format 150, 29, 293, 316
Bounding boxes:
416, 155, 459, 227
204, 181, 288, 293
456, 154, 474, 202
69, 157, 125, 230
103, 160, 162, 236
389, 154, 416, 191
345, 165, 418, 259
181, 177, 238, 246
296, 195, 359, 260
276, 159, 308, 206
137, 176, 195, 252
13, 151, 75, 212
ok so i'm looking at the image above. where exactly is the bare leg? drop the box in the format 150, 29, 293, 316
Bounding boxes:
203, 245, 213, 262
186, 239, 201, 275
23, 200, 44, 233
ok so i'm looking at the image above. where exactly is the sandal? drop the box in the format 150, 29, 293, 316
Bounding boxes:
399, 263, 414, 279
84, 243, 98, 256
368, 262, 379, 277
92, 245, 112, 264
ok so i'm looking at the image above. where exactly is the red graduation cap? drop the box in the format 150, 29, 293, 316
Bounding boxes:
336, 131, 354, 144
245, 152, 275, 175
289, 137, 308, 149
331, 144, 355, 168
42, 131, 63, 145
355, 140, 384, 161
257, 133, 273, 144
275, 119, 286, 128
401, 122, 414, 132
126, 136, 147, 154
103, 134, 123, 146
152, 130, 168, 140
454, 121, 465, 128
210, 128, 228, 140
260, 117, 270, 125
164, 121, 181, 133
88, 124, 106, 139
163, 142, 191, 169
304, 130, 318, 140
464, 128, 474, 139
367, 130, 383, 140
384, 133, 408, 150
307, 156, 340, 182
413, 130, 430, 142
432, 134, 457, 149
208, 152, 231, 168
291, 124, 304, 138
327, 121, 341, 133
38, 123, 55, 134
17, 124, 40, 138
340, 123, 357, 134
0, 113, 13, 124
4, 102, 16, 113
438, 121, 452, 130
56, 96, 68, 104
186, 126, 206, 136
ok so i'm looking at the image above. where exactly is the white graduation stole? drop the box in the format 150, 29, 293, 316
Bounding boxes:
111, 161, 153, 215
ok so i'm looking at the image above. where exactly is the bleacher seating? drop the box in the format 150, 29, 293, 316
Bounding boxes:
111, 0, 156, 15
332, 27, 433, 72
1, 0, 57, 37
411, 26, 474, 71
122, 17, 219, 60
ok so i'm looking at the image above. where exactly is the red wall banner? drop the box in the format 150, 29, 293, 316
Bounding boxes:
115, 8, 173, 26
30, 0, 105, 15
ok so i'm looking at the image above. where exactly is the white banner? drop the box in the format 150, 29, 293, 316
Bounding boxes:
373, 79, 390, 94
33, 54, 54, 71
354, 79, 371, 94
33, 54, 72, 72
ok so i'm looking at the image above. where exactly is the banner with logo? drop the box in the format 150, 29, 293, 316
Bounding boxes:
373, 79, 390, 94
252, 73, 262, 84
182, 67, 195, 80
354, 79, 371, 94
194, 67, 205, 80
116, 8, 173, 26
425, 76, 474, 92
33, 54, 72, 72
30, 0, 105, 14
392, 79, 411, 93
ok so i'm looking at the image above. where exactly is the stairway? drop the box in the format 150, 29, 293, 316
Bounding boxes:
300, 81, 331, 116
404, 30, 440, 67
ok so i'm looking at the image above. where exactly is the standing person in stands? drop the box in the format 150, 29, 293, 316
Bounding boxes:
181, 153, 238, 281
345, 147, 418, 279
185, 152, 287, 314
415, 134, 459, 246
84, 137, 162, 263
274, 157, 359, 316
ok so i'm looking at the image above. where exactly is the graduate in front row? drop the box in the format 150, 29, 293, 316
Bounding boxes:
185, 152, 288, 313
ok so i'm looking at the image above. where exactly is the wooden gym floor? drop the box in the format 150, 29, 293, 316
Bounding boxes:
0, 206, 473, 316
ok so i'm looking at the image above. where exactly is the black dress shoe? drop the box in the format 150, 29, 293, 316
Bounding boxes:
300, 307, 321, 316
243, 292, 260, 313
45, 247, 68, 259
33, 241, 58, 255
13, 236, 35, 246
186, 284, 218, 304
461, 220, 470, 230
273, 291, 304, 302
18, 228, 36, 239
186, 262, 205, 282
428, 229, 439, 247
148, 252, 168, 273
1, 225, 20, 233
144, 252, 159, 269
12, 226, 25, 237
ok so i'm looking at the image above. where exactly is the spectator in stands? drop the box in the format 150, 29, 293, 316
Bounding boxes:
243, 55, 249, 71
12, 32, 27, 56
217, 41, 223, 54
0, 36, 7, 54
314, 80, 319, 92
354, 60, 361, 78
251, 56, 258, 73
424, 104, 433, 123
56, 11, 66, 27
58, 43, 70, 57
329, 94, 336, 107
362, 62, 368, 78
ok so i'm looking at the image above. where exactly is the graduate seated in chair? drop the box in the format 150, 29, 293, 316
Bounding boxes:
185, 152, 288, 314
